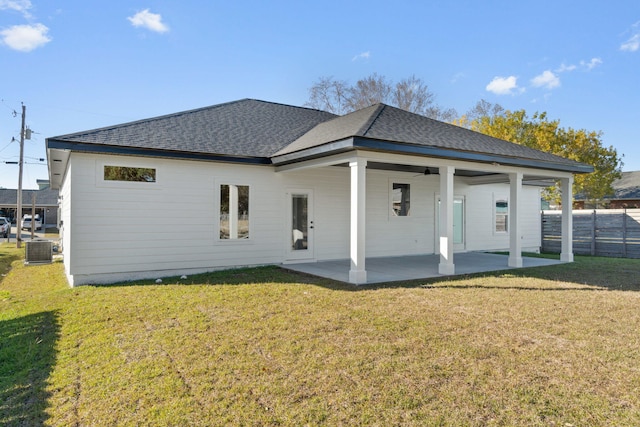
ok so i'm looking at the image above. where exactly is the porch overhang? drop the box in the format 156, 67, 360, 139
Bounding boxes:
274, 144, 583, 286
271, 136, 594, 175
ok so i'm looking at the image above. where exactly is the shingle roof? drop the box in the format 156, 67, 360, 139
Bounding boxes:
0, 188, 59, 206
47, 99, 592, 174
274, 103, 589, 170
48, 99, 337, 158
612, 171, 640, 199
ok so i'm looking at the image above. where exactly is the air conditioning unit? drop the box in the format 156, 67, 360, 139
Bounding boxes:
25, 240, 53, 264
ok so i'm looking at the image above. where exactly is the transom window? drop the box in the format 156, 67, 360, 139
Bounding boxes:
220, 184, 250, 239
104, 166, 156, 182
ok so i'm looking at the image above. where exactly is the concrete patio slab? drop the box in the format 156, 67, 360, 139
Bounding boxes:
282, 252, 564, 284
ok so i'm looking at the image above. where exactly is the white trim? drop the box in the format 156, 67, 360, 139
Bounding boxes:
493, 193, 509, 235
214, 179, 253, 244
389, 179, 412, 219
95, 159, 161, 190
285, 188, 315, 262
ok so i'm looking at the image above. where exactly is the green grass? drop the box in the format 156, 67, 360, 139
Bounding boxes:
1, 244, 640, 426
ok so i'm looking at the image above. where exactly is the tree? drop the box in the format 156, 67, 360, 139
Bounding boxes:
305, 76, 350, 115
467, 109, 623, 206
305, 74, 457, 121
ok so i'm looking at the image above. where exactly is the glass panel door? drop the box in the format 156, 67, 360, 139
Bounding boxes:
287, 190, 314, 260
436, 196, 465, 252
292, 194, 308, 251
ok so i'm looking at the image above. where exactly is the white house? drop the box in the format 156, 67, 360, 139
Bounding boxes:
46, 99, 592, 286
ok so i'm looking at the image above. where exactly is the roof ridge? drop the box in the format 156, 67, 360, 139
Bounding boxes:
355, 103, 386, 136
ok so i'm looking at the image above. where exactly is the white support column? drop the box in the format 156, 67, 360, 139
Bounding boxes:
561, 176, 574, 262
438, 166, 455, 275
349, 159, 367, 284
508, 172, 523, 267
229, 184, 238, 239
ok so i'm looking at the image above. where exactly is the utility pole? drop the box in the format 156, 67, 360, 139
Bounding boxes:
16, 103, 25, 248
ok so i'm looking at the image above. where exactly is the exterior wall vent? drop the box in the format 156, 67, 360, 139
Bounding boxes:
25, 240, 53, 264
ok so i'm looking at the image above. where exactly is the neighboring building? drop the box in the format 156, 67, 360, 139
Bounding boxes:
0, 180, 59, 227
604, 171, 640, 209
574, 171, 640, 209
46, 99, 592, 286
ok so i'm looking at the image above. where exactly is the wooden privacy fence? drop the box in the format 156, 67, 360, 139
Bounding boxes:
541, 209, 640, 258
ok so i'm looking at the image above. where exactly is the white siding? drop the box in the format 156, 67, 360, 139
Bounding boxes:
59, 162, 73, 285
64, 154, 544, 285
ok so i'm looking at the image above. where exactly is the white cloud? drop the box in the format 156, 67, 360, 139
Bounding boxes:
127, 9, 169, 33
621, 33, 639, 52
556, 63, 577, 72
352, 51, 370, 61
486, 76, 520, 95
555, 57, 602, 74
0, 0, 32, 18
581, 57, 602, 70
531, 70, 560, 89
0, 23, 51, 52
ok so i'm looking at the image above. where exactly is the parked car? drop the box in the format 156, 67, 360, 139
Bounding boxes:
21, 215, 42, 231
0, 217, 10, 237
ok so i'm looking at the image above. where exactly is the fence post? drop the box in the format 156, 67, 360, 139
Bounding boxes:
622, 208, 627, 258
591, 209, 596, 256
540, 211, 544, 253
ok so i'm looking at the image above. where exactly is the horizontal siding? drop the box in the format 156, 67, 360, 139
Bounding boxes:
66, 153, 546, 284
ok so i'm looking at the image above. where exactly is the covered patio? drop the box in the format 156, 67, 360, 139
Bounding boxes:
283, 252, 564, 284
273, 104, 592, 285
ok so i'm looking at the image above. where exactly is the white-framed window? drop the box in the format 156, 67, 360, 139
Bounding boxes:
97, 160, 160, 189
104, 165, 156, 182
219, 184, 250, 240
494, 196, 509, 234
391, 182, 411, 217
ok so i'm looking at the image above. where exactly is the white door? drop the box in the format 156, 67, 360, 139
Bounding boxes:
436, 196, 465, 252
286, 190, 314, 261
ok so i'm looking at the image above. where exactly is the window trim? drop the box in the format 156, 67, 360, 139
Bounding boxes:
389, 180, 411, 218
216, 181, 253, 243
493, 194, 509, 235
96, 160, 160, 189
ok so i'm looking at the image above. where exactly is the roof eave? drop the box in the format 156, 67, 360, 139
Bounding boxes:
46, 139, 272, 164
271, 137, 595, 174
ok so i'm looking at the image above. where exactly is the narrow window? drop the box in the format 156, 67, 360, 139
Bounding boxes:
392, 183, 410, 216
495, 199, 508, 233
104, 166, 156, 182
220, 184, 249, 239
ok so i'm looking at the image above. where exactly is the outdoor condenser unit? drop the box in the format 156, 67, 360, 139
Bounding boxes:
25, 240, 53, 264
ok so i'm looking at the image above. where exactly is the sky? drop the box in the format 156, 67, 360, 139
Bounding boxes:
0, 0, 639, 189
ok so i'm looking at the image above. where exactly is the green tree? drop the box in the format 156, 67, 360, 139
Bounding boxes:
465, 108, 623, 206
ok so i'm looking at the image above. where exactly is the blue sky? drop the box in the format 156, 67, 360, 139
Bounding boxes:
1, 0, 639, 189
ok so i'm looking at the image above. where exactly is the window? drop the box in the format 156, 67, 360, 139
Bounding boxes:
495, 199, 508, 233
220, 184, 249, 239
392, 183, 410, 216
104, 166, 156, 182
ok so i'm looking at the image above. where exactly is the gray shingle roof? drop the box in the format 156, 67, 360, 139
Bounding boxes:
612, 171, 640, 199
48, 99, 337, 158
275, 103, 589, 170
47, 99, 592, 174
0, 188, 59, 206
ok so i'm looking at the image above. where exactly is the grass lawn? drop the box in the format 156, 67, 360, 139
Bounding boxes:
1, 245, 640, 426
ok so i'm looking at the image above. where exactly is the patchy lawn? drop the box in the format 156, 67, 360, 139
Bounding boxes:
1, 244, 640, 426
